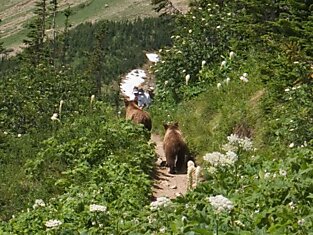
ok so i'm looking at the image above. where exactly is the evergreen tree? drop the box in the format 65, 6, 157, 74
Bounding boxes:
61, 6, 72, 65
23, 0, 49, 67
49, 0, 58, 65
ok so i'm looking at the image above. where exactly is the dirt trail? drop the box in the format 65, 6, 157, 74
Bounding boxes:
150, 133, 188, 199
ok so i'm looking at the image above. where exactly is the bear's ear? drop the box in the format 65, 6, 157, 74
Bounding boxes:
163, 123, 169, 130
174, 122, 179, 127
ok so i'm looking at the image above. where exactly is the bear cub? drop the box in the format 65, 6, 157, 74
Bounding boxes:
163, 122, 191, 174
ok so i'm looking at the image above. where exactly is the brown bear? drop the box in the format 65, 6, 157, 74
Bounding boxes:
163, 122, 190, 174
124, 99, 152, 131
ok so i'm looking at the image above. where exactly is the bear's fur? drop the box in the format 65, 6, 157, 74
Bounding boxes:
163, 122, 189, 174
124, 99, 152, 131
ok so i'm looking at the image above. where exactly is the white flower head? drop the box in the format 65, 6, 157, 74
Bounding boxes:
225, 77, 231, 84
288, 201, 296, 210
208, 195, 233, 213
243, 73, 248, 77
220, 60, 227, 69
17, 134, 22, 138
289, 143, 294, 148
229, 51, 235, 60
201, 60, 206, 67
285, 88, 290, 92
240, 76, 248, 82
216, 25, 221, 29
150, 197, 171, 211
89, 204, 107, 212
188, 29, 192, 33
33, 199, 46, 209
45, 219, 62, 228
279, 169, 287, 177
195, 166, 201, 184
298, 219, 305, 226
217, 82, 222, 89
90, 95, 95, 102
185, 74, 190, 85
51, 113, 60, 122
164, 80, 169, 85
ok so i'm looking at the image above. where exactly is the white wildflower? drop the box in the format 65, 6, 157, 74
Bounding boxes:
195, 166, 201, 185
234, 220, 245, 227
240, 75, 248, 82
288, 201, 295, 210
279, 169, 287, 177
188, 29, 192, 33
243, 73, 248, 77
159, 226, 166, 233
229, 51, 235, 60
225, 77, 231, 84
90, 95, 95, 103
202, 60, 206, 67
33, 199, 45, 209
207, 166, 217, 174
227, 12, 232, 16
285, 88, 290, 92
239, 137, 253, 151
164, 80, 169, 85
220, 60, 227, 69
45, 219, 62, 228
298, 219, 305, 226
208, 195, 234, 213
217, 82, 222, 89
185, 74, 190, 85
289, 143, 294, 148
51, 113, 60, 122
225, 151, 238, 164
17, 134, 22, 138
227, 134, 240, 144
89, 204, 107, 212
187, 161, 196, 189
150, 197, 171, 211
264, 172, 271, 179
293, 61, 299, 64
3, 131, 8, 135
216, 25, 221, 29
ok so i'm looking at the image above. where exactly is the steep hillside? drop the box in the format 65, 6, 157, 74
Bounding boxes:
0, 0, 159, 52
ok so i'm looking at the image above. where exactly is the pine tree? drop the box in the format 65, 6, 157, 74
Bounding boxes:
61, 6, 72, 65
23, 0, 49, 67
88, 23, 108, 95
49, 0, 58, 65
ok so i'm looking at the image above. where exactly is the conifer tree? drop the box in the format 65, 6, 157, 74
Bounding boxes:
61, 6, 72, 65
49, 0, 58, 65
23, 0, 49, 67
89, 24, 108, 95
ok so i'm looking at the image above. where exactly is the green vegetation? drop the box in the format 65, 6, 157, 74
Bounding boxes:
1, 0, 313, 234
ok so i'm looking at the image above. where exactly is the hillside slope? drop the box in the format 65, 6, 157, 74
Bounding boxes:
0, 0, 189, 53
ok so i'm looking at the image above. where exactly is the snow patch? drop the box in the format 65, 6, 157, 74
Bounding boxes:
120, 69, 146, 100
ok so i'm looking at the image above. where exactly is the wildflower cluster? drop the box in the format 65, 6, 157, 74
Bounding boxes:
89, 204, 107, 212
150, 197, 171, 211
208, 195, 234, 213
32, 199, 45, 209
45, 219, 62, 228
203, 151, 238, 167
224, 134, 253, 151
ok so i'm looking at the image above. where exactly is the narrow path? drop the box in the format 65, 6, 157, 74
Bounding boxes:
150, 133, 188, 199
